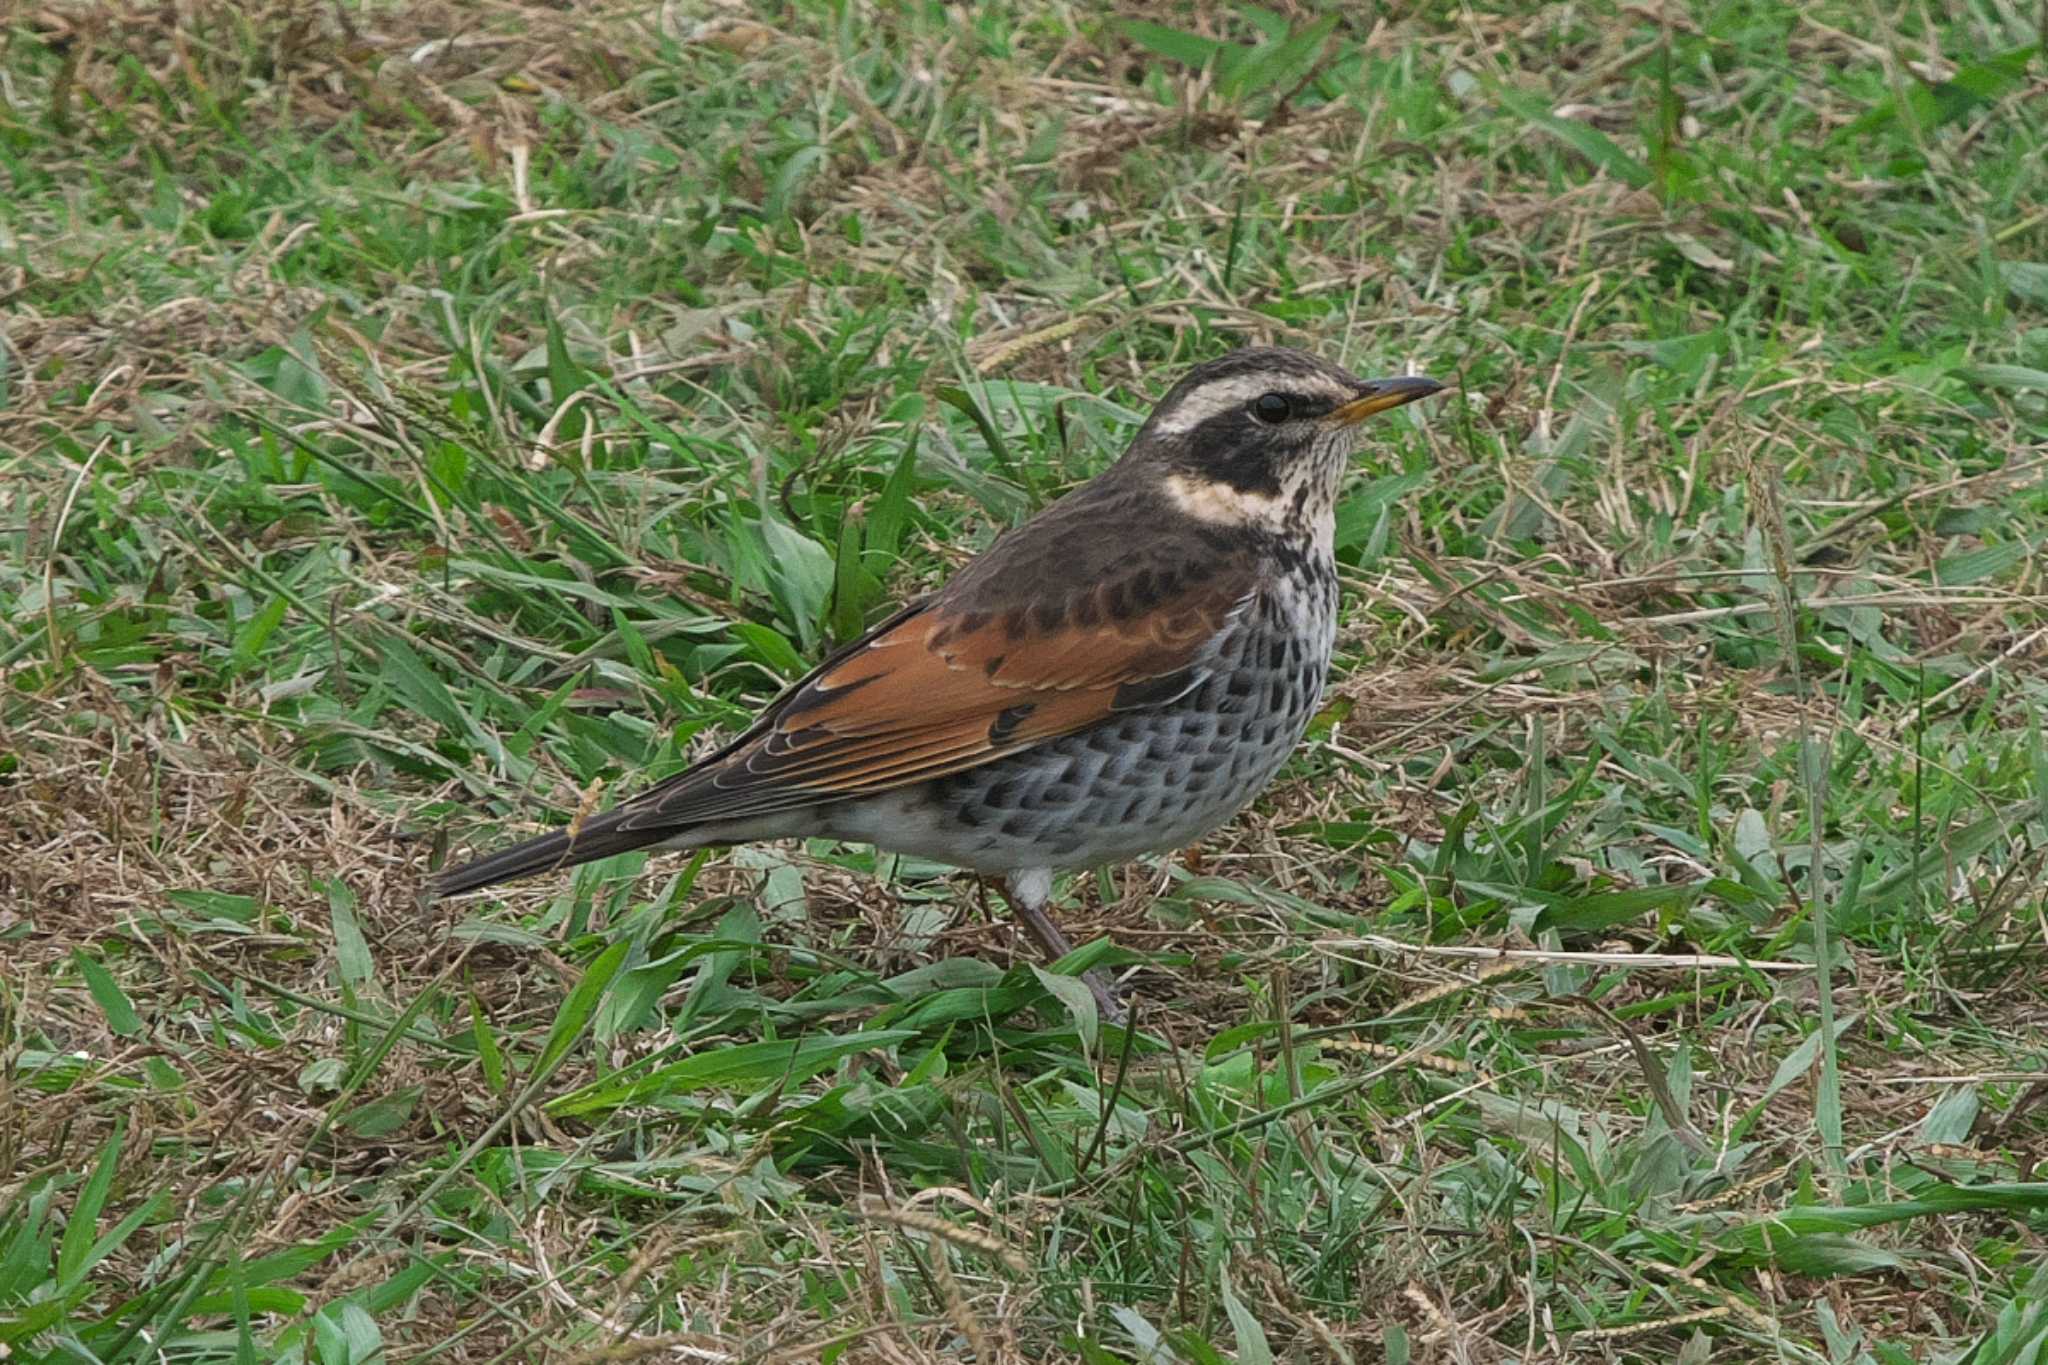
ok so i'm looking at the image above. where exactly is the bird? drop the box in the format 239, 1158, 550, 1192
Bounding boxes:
434, 347, 1443, 1019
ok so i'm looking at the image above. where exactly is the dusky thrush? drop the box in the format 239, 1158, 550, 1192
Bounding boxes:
435, 348, 1443, 1016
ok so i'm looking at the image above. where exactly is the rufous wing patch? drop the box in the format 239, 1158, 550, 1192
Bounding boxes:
633, 557, 1258, 823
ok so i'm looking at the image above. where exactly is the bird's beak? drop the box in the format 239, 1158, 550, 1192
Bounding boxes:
1330, 375, 1446, 426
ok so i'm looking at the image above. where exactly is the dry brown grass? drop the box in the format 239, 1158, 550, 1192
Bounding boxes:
6, 0, 2048, 1359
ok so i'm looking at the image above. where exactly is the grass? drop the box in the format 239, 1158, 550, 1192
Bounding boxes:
4, 0, 2048, 1360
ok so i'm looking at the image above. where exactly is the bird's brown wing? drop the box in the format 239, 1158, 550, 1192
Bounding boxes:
611, 548, 1259, 831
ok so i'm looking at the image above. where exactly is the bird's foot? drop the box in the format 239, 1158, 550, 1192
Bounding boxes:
1081, 966, 1127, 1026
1002, 869, 1129, 1027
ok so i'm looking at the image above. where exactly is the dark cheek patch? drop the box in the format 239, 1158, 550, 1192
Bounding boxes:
1185, 411, 1284, 496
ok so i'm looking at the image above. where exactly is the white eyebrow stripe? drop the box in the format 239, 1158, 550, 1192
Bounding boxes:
1147, 372, 1354, 435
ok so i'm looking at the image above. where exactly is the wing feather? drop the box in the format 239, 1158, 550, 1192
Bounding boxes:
622, 551, 1258, 828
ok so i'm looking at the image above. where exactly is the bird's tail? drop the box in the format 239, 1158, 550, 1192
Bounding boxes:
431, 807, 674, 898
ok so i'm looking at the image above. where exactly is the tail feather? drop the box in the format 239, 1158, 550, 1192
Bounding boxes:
432, 810, 669, 898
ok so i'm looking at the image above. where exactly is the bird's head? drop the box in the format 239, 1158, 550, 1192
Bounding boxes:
1127, 347, 1442, 538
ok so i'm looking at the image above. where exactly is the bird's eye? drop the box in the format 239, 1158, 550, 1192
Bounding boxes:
1250, 392, 1293, 424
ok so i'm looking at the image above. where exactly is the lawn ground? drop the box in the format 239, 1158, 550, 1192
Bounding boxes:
5, 2, 2048, 1361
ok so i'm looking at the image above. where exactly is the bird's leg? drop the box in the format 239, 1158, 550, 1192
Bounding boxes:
1004, 868, 1124, 1024
1005, 868, 1073, 958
